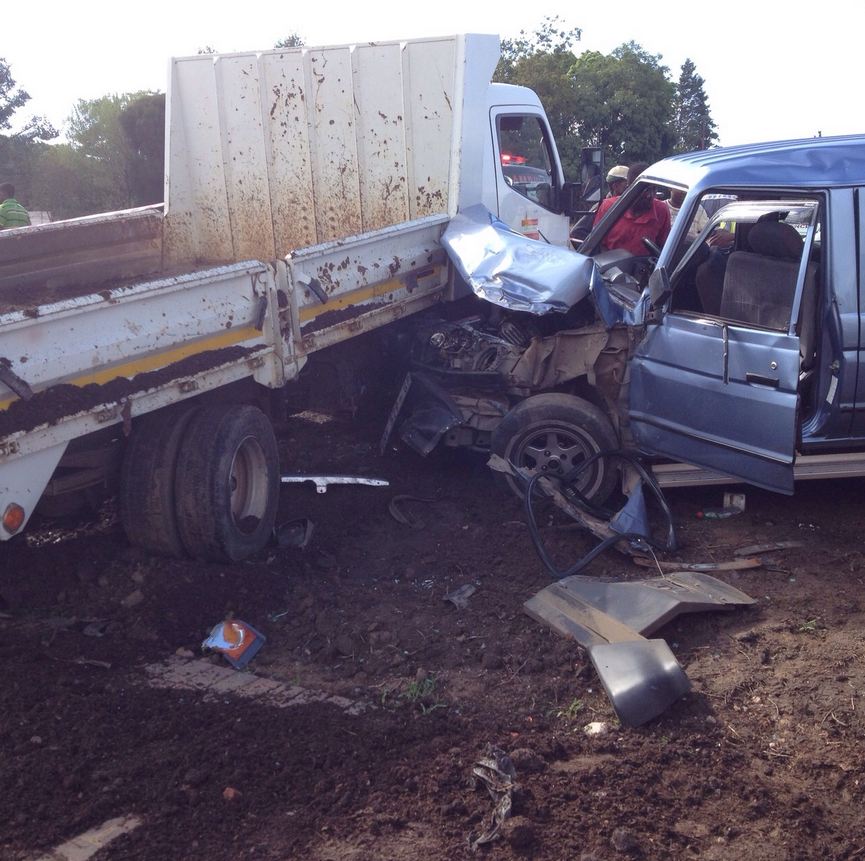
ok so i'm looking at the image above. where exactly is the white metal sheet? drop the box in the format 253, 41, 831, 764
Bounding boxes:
165, 35, 501, 265
261, 52, 317, 252
403, 38, 456, 219
306, 46, 363, 241
215, 55, 276, 260
352, 43, 410, 231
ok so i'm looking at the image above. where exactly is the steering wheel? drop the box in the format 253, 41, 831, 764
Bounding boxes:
642, 237, 661, 257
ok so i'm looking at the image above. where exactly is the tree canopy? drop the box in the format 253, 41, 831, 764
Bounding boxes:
673, 58, 718, 152
495, 20, 717, 175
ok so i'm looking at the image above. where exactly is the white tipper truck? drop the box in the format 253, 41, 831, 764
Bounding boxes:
0, 33, 582, 560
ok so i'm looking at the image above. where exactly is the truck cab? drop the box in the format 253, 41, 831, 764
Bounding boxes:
480, 83, 575, 247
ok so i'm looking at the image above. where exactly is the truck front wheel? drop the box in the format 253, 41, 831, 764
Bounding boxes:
174, 404, 279, 561
491, 393, 619, 505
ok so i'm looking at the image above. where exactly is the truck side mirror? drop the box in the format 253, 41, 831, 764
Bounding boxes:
559, 182, 583, 217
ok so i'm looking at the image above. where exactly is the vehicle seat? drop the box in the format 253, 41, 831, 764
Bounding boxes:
719, 221, 817, 369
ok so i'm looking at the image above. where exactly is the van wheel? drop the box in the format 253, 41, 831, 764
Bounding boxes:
120, 406, 199, 557
491, 393, 618, 505
174, 405, 279, 562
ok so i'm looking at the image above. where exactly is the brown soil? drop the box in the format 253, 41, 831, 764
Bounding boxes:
0, 346, 258, 437
1, 410, 864, 860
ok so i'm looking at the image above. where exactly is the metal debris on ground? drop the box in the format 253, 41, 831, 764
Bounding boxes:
82, 620, 110, 638
524, 572, 755, 727
444, 584, 477, 609
388, 494, 438, 528
633, 556, 762, 572
280, 474, 389, 494
273, 517, 315, 548
734, 540, 806, 557
201, 619, 266, 669
469, 746, 518, 850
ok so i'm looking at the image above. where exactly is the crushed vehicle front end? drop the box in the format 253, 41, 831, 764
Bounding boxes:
383, 205, 638, 505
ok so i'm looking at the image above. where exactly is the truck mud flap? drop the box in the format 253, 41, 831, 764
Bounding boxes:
524, 573, 754, 726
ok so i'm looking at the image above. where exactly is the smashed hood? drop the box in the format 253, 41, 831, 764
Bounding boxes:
442, 205, 599, 315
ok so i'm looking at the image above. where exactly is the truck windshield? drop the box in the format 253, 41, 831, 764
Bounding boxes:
497, 115, 555, 208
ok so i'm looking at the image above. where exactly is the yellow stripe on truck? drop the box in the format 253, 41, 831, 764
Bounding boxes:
0, 326, 263, 412
298, 267, 442, 323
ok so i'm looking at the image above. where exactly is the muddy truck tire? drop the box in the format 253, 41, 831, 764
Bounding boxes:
120, 405, 200, 558
174, 404, 279, 562
491, 393, 619, 505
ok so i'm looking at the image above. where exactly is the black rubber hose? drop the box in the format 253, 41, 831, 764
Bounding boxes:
522, 449, 677, 579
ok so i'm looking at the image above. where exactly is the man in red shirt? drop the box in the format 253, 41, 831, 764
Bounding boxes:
593, 162, 670, 256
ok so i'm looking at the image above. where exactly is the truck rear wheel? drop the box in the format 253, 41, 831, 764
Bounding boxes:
174, 404, 279, 561
491, 393, 619, 505
120, 405, 199, 558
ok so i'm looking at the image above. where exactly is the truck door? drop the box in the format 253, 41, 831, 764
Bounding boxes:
490, 109, 570, 247
628, 199, 820, 494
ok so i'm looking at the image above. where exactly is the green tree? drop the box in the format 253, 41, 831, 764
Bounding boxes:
67, 94, 137, 211
493, 17, 583, 177
570, 42, 676, 165
0, 58, 30, 131
673, 59, 718, 152
274, 34, 304, 48
119, 93, 166, 205
1, 58, 58, 214
29, 143, 114, 219
28, 91, 165, 218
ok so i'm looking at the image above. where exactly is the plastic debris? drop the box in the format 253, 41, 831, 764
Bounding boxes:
444, 584, 476, 609
697, 491, 746, 520
469, 746, 518, 850
274, 517, 315, 548
584, 721, 610, 736
388, 494, 438, 528
202, 620, 266, 669
696, 507, 741, 520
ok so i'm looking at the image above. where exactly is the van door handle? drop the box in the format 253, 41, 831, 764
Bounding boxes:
746, 373, 779, 388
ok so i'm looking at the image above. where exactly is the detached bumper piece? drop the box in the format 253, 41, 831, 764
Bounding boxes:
524, 572, 755, 727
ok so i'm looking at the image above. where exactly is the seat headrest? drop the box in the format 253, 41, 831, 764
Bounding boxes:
748, 221, 803, 260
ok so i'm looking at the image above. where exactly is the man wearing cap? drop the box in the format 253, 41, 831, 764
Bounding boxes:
592, 163, 671, 257
0, 183, 31, 229
606, 165, 629, 198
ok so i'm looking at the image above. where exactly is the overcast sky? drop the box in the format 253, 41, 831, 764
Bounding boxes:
5, 0, 860, 147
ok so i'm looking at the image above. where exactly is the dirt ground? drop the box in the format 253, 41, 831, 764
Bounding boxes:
2, 408, 864, 861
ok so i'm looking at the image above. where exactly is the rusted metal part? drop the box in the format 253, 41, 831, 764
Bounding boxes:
0, 358, 33, 401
